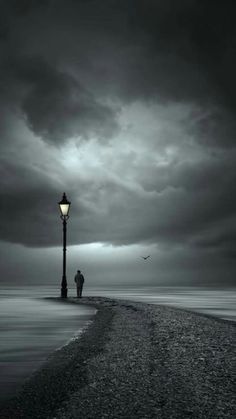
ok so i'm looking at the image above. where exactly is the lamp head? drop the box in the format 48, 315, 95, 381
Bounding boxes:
58, 192, 71, 218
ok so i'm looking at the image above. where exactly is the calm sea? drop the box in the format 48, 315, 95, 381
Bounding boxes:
0, 290, 96, 401
0, 285, 235, 402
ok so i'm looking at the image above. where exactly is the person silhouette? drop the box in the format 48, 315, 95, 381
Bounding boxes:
74, 270, 85, 298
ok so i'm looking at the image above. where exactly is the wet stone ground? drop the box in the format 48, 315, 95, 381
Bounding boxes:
0, 297, 235, 419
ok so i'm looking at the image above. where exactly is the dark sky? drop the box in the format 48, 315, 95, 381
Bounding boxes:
0, 0, 236, 287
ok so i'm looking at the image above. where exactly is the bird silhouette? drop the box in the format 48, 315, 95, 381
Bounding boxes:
141, 255, 150, 260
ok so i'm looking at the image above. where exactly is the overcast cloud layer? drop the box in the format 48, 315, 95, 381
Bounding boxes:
0, 0, 236, 285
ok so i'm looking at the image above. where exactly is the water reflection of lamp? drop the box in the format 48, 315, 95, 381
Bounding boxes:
58, 193, 71, 298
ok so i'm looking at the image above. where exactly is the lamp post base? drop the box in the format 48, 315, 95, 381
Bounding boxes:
61, 288, 67, 298
61, 275, 68, 298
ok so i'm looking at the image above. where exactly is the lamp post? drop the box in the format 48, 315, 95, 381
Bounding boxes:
58, 192, 71, 298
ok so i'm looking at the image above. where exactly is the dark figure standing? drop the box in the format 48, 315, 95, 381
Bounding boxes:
74, 270, 85, 298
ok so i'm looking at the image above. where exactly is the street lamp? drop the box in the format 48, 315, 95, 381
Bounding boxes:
58, 192, 71, 298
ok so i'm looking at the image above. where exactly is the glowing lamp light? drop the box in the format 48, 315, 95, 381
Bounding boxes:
58, 192, 71, 218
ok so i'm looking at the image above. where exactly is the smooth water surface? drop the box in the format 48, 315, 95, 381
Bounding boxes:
0, 295, 96, 401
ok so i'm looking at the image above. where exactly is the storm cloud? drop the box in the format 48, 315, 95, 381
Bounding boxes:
0, 0, 235, 285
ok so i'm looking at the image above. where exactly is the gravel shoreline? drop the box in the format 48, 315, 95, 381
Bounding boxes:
0, 297, 235, 419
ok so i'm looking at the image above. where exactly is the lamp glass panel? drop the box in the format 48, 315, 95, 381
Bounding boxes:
60, 203, 70, 216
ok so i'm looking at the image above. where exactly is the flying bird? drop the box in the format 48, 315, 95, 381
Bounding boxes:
141, 255, 150, 260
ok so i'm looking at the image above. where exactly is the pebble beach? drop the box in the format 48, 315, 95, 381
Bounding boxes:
0, 297, 235, 419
